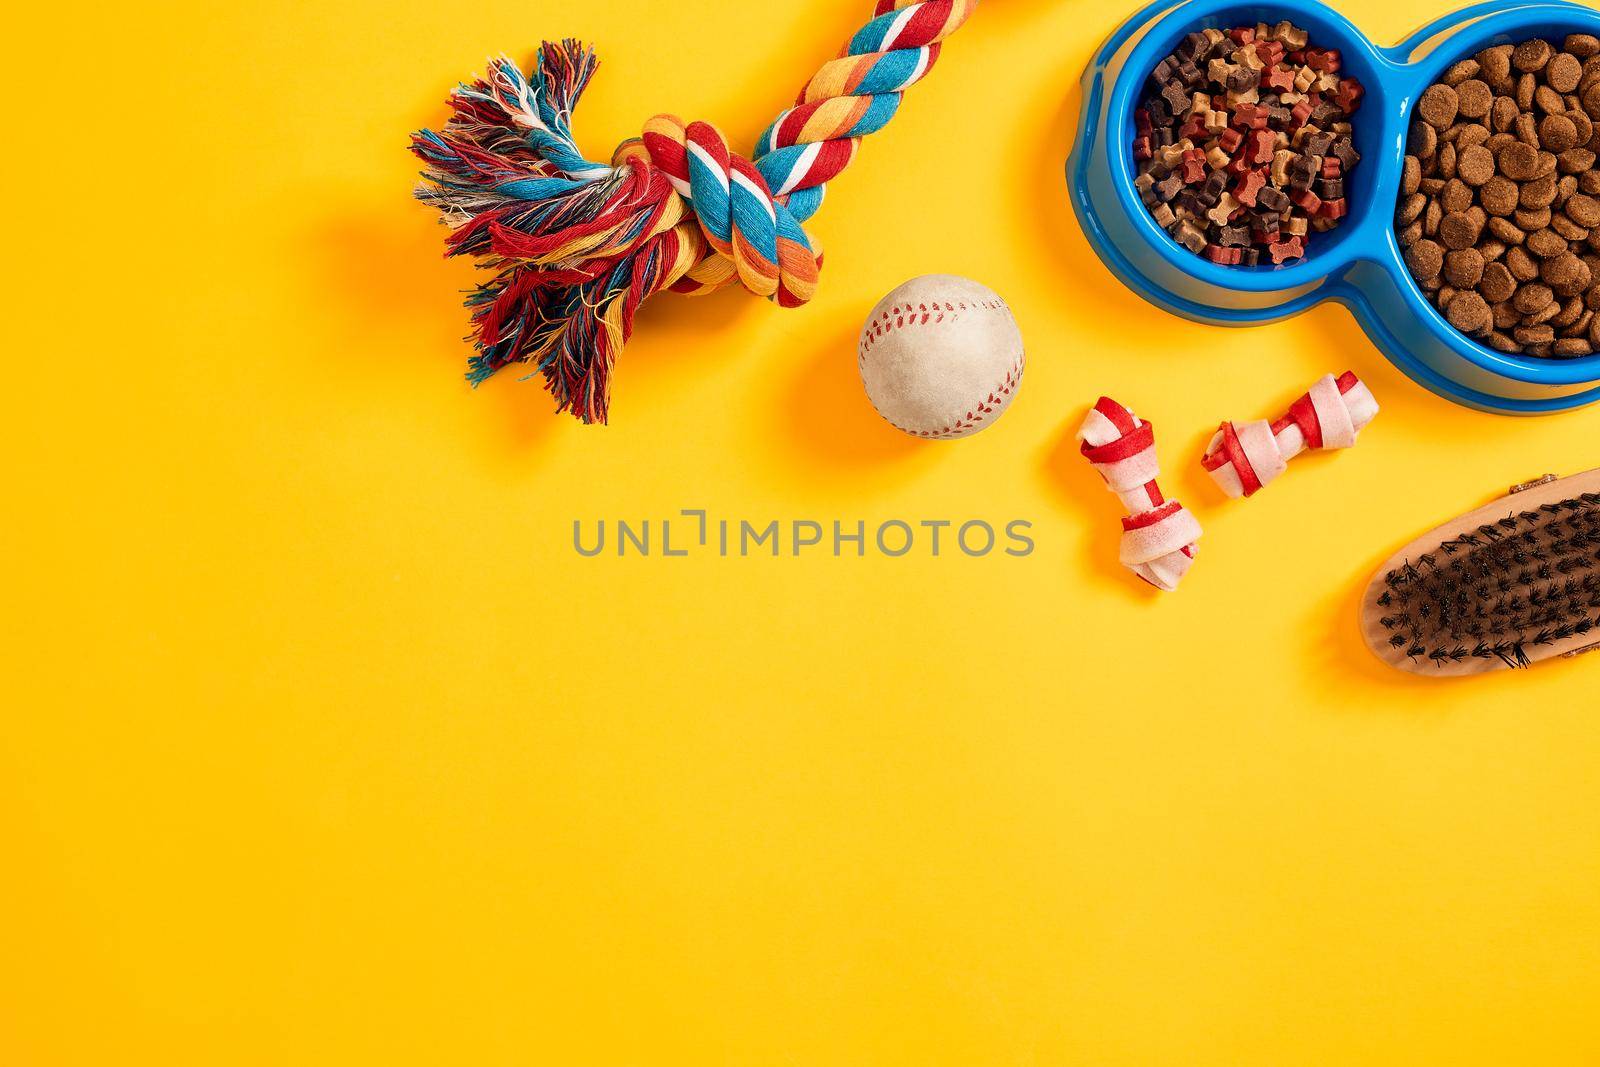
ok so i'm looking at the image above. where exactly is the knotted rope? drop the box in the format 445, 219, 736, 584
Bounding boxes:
1202, 372, 1379, 498
411, 0, 977, 423
1078, 398, 1202, 593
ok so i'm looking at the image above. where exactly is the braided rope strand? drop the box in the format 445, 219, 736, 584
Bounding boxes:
754, 0, 976, 221
410, 2, 977, 423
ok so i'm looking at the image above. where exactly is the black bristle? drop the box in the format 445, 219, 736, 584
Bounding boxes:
1489, 643, 1520, 669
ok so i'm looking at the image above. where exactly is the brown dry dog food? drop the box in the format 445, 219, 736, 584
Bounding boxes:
1457, 144, 1495, 185
1499, 141, 1540, 180
1398, 35, 1600, 358
1418, 84, 1459, 127
1446, 290, 1492, 333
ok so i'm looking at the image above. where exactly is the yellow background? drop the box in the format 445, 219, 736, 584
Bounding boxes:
6, 0, 1600, 1062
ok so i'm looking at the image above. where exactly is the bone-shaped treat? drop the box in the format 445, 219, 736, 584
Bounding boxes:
1078, 397, 1202, 591
1202, 371, 1378, 498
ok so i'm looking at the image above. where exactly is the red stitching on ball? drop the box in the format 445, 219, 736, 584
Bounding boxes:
871, 354, 1025, 438
857, 297, 1009, 363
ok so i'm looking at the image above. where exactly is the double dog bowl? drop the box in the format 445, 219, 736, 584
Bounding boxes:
1068, 0, 1600, 413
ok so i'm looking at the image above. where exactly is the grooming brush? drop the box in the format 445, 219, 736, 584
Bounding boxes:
1361, 469, 1600, 675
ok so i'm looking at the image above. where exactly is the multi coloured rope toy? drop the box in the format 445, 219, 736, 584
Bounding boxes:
410, 0, 978, 423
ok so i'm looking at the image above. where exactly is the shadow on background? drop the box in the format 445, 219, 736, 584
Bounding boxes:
621, 283, 765, 400
778, 321, 929, 473
1021, 35, 1164, 340
306, 203, 563, 456
306, 206, 760, 456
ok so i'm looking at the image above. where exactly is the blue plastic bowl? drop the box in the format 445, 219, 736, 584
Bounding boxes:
1068, 0, 1600, 414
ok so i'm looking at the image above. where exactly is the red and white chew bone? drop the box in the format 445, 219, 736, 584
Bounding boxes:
1078, 397, 1202, 592
1201, 371, 1378, 498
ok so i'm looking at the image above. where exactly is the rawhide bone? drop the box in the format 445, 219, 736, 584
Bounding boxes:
1201, 371, 1378, 498
1078, 398, 1202, 591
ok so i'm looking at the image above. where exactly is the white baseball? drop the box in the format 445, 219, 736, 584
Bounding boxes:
856, 275, 1024, 439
